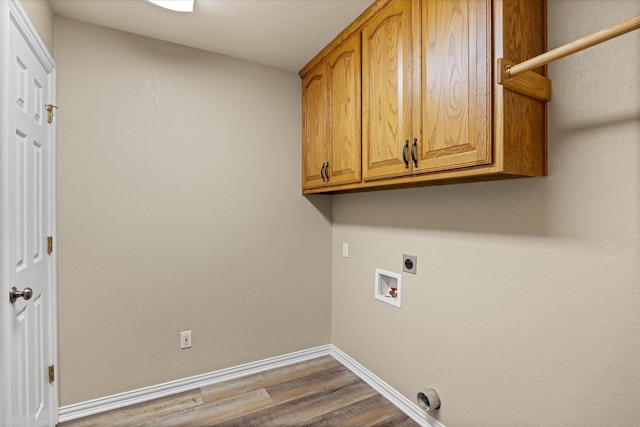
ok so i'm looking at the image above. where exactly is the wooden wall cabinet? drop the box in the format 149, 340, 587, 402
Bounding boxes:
300, 0, 547, 194
301, 33, 361, 191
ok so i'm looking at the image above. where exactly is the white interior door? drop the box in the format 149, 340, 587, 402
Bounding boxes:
1, 1, 58, 426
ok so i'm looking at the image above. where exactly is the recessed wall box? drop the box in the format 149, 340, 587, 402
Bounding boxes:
375, 268, 401, 308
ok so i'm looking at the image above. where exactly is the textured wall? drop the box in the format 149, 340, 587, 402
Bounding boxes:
19, 0, 54, 53
54, 17, 332, 406
37, 0, 640, 422
331, 1, 639, 426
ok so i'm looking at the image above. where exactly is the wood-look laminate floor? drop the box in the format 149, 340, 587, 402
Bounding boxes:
58, 356, 418, 426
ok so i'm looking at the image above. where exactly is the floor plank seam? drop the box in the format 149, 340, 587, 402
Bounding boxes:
58, 355, 418, 427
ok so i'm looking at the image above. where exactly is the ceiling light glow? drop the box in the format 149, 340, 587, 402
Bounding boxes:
147, 0, 194, 13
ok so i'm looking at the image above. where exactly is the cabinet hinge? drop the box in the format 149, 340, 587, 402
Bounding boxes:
48, 365, 55, 383
47, 236, 53, 255
45, 104, 58, 124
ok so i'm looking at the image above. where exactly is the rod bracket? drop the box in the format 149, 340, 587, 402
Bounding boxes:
498, 58, 552, 102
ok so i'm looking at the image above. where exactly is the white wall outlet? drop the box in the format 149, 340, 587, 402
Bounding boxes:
342, 243, 349, 258
180, 330, 192, 349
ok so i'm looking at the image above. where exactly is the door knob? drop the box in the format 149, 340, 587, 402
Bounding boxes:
9, 286, 33, 304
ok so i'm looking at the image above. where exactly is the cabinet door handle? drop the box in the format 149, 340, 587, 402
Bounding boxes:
411, 138, 418, 168
402, 140, 409, 168
325, 162, 330, 182
320, 162, 326, 182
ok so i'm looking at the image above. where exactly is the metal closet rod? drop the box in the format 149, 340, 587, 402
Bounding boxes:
505, 15, 640, 79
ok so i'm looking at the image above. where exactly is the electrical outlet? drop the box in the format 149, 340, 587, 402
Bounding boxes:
403, 254, 417, 274
180, 330, 192, 349
342, 242, 349, 258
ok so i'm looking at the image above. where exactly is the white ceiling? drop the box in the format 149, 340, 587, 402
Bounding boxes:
48, 0, 375, 72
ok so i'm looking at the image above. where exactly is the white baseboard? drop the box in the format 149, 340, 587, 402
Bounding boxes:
59, 344, 445, 427
58, 345, 331, 423
330, 345, 445, 427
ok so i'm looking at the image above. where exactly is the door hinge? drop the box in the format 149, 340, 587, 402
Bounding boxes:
48, 365, 55, 383
47, 236, 53, 255
45, 104, 58, 124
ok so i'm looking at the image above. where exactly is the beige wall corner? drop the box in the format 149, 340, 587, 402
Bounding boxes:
19, 0, 54, 54
331, 1, 640, 426
54, 17, 332, 406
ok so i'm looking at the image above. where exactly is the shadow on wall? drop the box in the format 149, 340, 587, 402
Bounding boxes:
305, 194, 333, 223
556, 111, 639, 134
331, 177, 549, 236
332, 108, 639, 239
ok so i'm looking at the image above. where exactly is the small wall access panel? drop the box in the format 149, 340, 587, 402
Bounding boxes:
375, 269, 401, 308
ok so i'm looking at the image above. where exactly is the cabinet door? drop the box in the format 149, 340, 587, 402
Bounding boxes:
301, 64, 328, 190
415, 0, 491, 173
327, 33, 361, 186
362, 0, 414, 181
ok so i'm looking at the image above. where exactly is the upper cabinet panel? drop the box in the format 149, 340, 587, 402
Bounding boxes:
301, 32, 362, 190
328, 33, 361, 186
301, 67, 328, 190
416, 0, 491, 173
362, 0, 413, 181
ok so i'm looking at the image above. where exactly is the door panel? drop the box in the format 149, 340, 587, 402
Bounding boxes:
362, 0, 413, 181
5, 15, 54, 427
15, 129, 27, 271
327, 33, 361, 186
417, 0, 491, 173
301, 67, 328, 190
